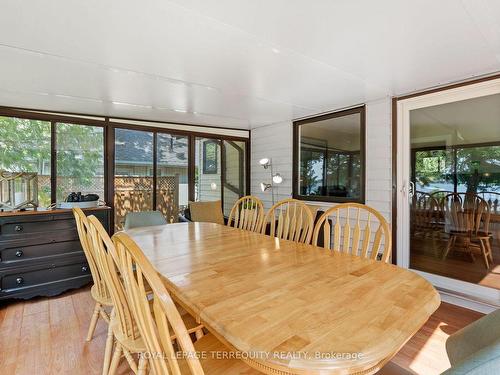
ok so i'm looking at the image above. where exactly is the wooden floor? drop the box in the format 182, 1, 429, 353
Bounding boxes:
411, 235, 500, 290
0, 287, 483, 375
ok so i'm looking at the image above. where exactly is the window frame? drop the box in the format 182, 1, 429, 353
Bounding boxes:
292, 105, 366, 204
202, 139, 219, 174
0, 106, 250, 232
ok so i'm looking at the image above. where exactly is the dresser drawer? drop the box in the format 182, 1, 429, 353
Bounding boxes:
0, 217, 76, 240
0, 240, 82, 267
0, 261, 91, 292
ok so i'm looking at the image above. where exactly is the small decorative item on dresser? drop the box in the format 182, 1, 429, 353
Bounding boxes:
0, 170, 39, 211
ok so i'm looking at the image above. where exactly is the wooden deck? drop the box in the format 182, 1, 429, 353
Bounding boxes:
0, 286, 484, 375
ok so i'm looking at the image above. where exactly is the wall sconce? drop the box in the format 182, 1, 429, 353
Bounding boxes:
258, 158, 283, 205
259, 158, 271, 169
260, 182, 272, 192
272, 173, 283, 184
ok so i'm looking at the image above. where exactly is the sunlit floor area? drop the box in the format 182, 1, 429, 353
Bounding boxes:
411, 236, 500, 290
0, 286, 483, 375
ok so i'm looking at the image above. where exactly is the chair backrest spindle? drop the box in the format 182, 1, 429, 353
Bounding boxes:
312, 203, 391, 263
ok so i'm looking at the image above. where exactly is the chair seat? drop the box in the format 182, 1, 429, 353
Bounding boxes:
178, 333, 262, 374
110, 316, 147, 353
90, 284, 113, 306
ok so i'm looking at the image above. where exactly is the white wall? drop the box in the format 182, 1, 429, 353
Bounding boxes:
250, 98, 392, 224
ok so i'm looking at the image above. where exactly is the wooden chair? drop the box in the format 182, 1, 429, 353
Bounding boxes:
442, 193, 493, 268
124, 211, 167, 230
261, 198, 314, 244
112, 231, 263, 374
227, 195, 265, 232
411, 192, 442, 238
312, 203, 392, 263
73, 208, 113, 364
443, 193, 493, 268
88, 215, 148, 375
188, 200, 224, 225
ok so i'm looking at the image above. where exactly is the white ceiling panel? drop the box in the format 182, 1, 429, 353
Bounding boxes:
0, 0, 500, 128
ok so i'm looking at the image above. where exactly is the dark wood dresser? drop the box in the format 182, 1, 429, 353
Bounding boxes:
0, 207, 110, 300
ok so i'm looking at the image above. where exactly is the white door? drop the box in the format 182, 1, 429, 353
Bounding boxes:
397, 78, 500, 309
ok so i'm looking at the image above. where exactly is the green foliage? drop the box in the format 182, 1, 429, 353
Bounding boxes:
415, 146, 500, 193
0, 117, 103, 206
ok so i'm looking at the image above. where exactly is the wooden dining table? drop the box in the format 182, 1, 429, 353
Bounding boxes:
125, 222, 440, 375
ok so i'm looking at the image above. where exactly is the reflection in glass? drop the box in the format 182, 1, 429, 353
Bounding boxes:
297, 110, 363, 201
56, 123, 104, 202
410, 93, 500, 290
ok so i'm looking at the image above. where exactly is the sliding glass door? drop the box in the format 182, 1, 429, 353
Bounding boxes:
156, 133, 188, 223
222, 140, 246, 216
398, 80, 500, 305
114, 128, 154, 231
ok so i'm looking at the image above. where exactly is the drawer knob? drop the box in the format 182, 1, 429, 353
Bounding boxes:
81, 266, 88, 272
14, 225, 23, 232
16, 277, 24, 285
15, 250, 23, 257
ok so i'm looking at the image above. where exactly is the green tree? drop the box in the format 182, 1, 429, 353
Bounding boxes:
0, 117, 103, 206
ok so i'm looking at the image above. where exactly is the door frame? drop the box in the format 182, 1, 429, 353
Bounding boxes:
394, 74, 500, 309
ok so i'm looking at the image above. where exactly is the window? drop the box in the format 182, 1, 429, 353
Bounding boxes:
114, 128, 154, 230
157, 133, 188, 222
0, 108, 249, 232
56, 123, 105, 202
0, 116, 52, 207
195, 137, 221, 202
293, 106, 365, 203
202, 140, 219, 174
222, 140, 246, 215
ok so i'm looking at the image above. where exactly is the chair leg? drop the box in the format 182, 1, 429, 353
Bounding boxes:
443, 236, 456, 259
137, 355, 148, 375
485, 238, 494, 263
195, 328, 204, 340
479, 239, 490, 269
123, 347, 138, 373
86, 302, 102, 341
108, 343, 122, 375
102, 321, 114, 375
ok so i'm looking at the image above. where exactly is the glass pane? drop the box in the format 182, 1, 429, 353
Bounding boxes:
156, 133, 188, 223
409, 93, 500, 290
195, 137, 221, 202
298, 111, 363, 200
0, 116, 51, 208
223, 140, 246, 216
56, 123, 104, 202
114, 128, 153, 231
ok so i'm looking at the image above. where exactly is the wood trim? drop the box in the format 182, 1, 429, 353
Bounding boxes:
50, 121, 57, 204
107, 119, 248, 142
152, 132, 158, 210
391, 97, 398, 265
0, 106, 105, 127
188, 135, 196, 202
105, 121, 115, 232
292, 105, 366, 204
396, 72, 500, 101
0, 105, 250, 134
